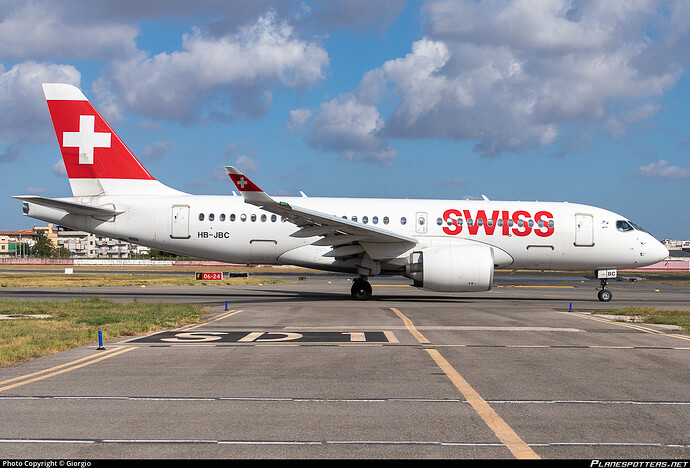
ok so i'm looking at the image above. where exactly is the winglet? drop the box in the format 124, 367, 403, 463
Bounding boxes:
224, 166, 277, 206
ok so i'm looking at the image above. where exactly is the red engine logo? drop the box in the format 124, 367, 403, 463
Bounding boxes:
442, 209, 554, 237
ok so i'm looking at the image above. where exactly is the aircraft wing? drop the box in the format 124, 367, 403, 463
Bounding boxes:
224, 166, 418, 260
12, 195, 123, 217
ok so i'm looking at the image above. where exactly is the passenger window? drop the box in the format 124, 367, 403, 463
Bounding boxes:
373, 216, 378, 224
271, 214, 277, 222
209, 213, 215, 222
198, 213, 205, 221
261, 214, 267, 222
230, 214, 236, 222
437, 218, 443, 226
251, 214, 257, 222
383, 216, 389, 225
400, 217, 407, 225
352, 216, 358, 222
363, 216, 369, 224
240, 214, 247, 222
220, 214, 226, 222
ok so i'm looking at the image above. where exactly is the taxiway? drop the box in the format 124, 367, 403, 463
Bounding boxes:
0, 274, 688, 459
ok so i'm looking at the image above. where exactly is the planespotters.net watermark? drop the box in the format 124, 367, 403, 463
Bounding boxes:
3, 462, 91, 468
591, 462, 688, 468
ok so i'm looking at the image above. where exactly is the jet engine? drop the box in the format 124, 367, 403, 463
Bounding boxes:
405, 244, 494, 292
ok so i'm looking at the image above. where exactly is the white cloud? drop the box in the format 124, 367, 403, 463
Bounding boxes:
604, 103, 661, 138
51, 159, 67, 178
286, 108, 312, 132
0, 61, 80, 147
304, 0, 690, 161
140, 141, 173, 161
0, 2, 138, 60
307, 0, 406, 31
381, 39, 454, 127
635, 160, 690, 180
101, 10, 329, 122
235, 155, 259, 173
306, 94, 396, 164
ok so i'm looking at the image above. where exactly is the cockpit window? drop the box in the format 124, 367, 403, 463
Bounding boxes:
628, 221, 648, 233
617, 220, 648, 233
616, 220, 633, 232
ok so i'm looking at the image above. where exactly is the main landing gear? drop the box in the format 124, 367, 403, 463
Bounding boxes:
597, 278, 613, 302
351, 276, 372, 300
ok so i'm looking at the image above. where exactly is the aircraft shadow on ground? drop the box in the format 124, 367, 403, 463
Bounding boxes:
0, 286, 605, 305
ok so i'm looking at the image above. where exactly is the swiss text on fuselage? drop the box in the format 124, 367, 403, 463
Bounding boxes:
442, 209, 554, 237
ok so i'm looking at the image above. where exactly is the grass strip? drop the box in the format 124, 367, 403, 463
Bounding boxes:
594, 307, 690, 333
0, 298, 206, 367
0, 273, 287, 288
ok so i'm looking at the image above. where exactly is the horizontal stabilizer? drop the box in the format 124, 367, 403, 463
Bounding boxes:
12, 195, 123, 217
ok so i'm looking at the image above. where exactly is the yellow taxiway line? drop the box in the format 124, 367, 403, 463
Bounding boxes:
390, 307, 540, 459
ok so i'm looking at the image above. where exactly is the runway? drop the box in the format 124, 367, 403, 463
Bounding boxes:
0, 274, 688, 459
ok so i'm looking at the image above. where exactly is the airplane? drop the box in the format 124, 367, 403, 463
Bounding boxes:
13, 83, 669, 302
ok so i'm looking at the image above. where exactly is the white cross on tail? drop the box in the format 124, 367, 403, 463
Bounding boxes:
62, 115, 111, 165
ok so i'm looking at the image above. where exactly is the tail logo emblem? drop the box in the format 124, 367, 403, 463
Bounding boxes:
237, 177, 248, 189
62, 115, 111, 165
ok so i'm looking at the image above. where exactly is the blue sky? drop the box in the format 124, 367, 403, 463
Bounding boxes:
1, 0, 689, 240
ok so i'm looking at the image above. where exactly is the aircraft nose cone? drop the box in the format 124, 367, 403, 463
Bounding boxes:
650, 240, 669, 263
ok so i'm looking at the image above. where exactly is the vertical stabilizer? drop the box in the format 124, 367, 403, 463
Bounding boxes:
42, 83, 182, 197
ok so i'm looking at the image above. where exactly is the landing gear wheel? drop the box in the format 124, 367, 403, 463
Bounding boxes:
597, 278, 612, 302
351, 278, 372, 300
598, 288, 612, 302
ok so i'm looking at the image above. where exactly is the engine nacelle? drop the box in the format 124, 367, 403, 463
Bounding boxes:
405, 244, 494, 292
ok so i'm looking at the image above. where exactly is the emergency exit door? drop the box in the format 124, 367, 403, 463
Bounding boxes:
574, 214, 594, 246
416, 212, 428, 234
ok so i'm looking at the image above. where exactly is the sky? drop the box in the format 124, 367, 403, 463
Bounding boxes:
1, 0, 689, 240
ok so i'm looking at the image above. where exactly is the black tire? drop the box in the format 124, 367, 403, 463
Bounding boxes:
351, 279, 373, 300
598, 289, 612, 302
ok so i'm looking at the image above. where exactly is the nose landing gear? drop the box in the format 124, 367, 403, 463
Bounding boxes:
597, 277, 613, 302
595, 269, 616, 302
597, 280, 613, 302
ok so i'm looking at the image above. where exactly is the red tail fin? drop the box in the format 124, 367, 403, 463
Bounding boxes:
42, 83, 179, 196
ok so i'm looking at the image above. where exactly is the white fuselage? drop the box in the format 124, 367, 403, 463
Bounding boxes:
24, 194, 668, 274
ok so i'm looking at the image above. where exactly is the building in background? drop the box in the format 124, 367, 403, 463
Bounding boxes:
0, 225, 149, 259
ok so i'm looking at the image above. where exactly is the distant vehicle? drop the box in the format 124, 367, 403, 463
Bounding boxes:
14, 84, 668, 302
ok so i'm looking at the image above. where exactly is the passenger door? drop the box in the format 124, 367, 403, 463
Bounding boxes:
574, 214, 594, 246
